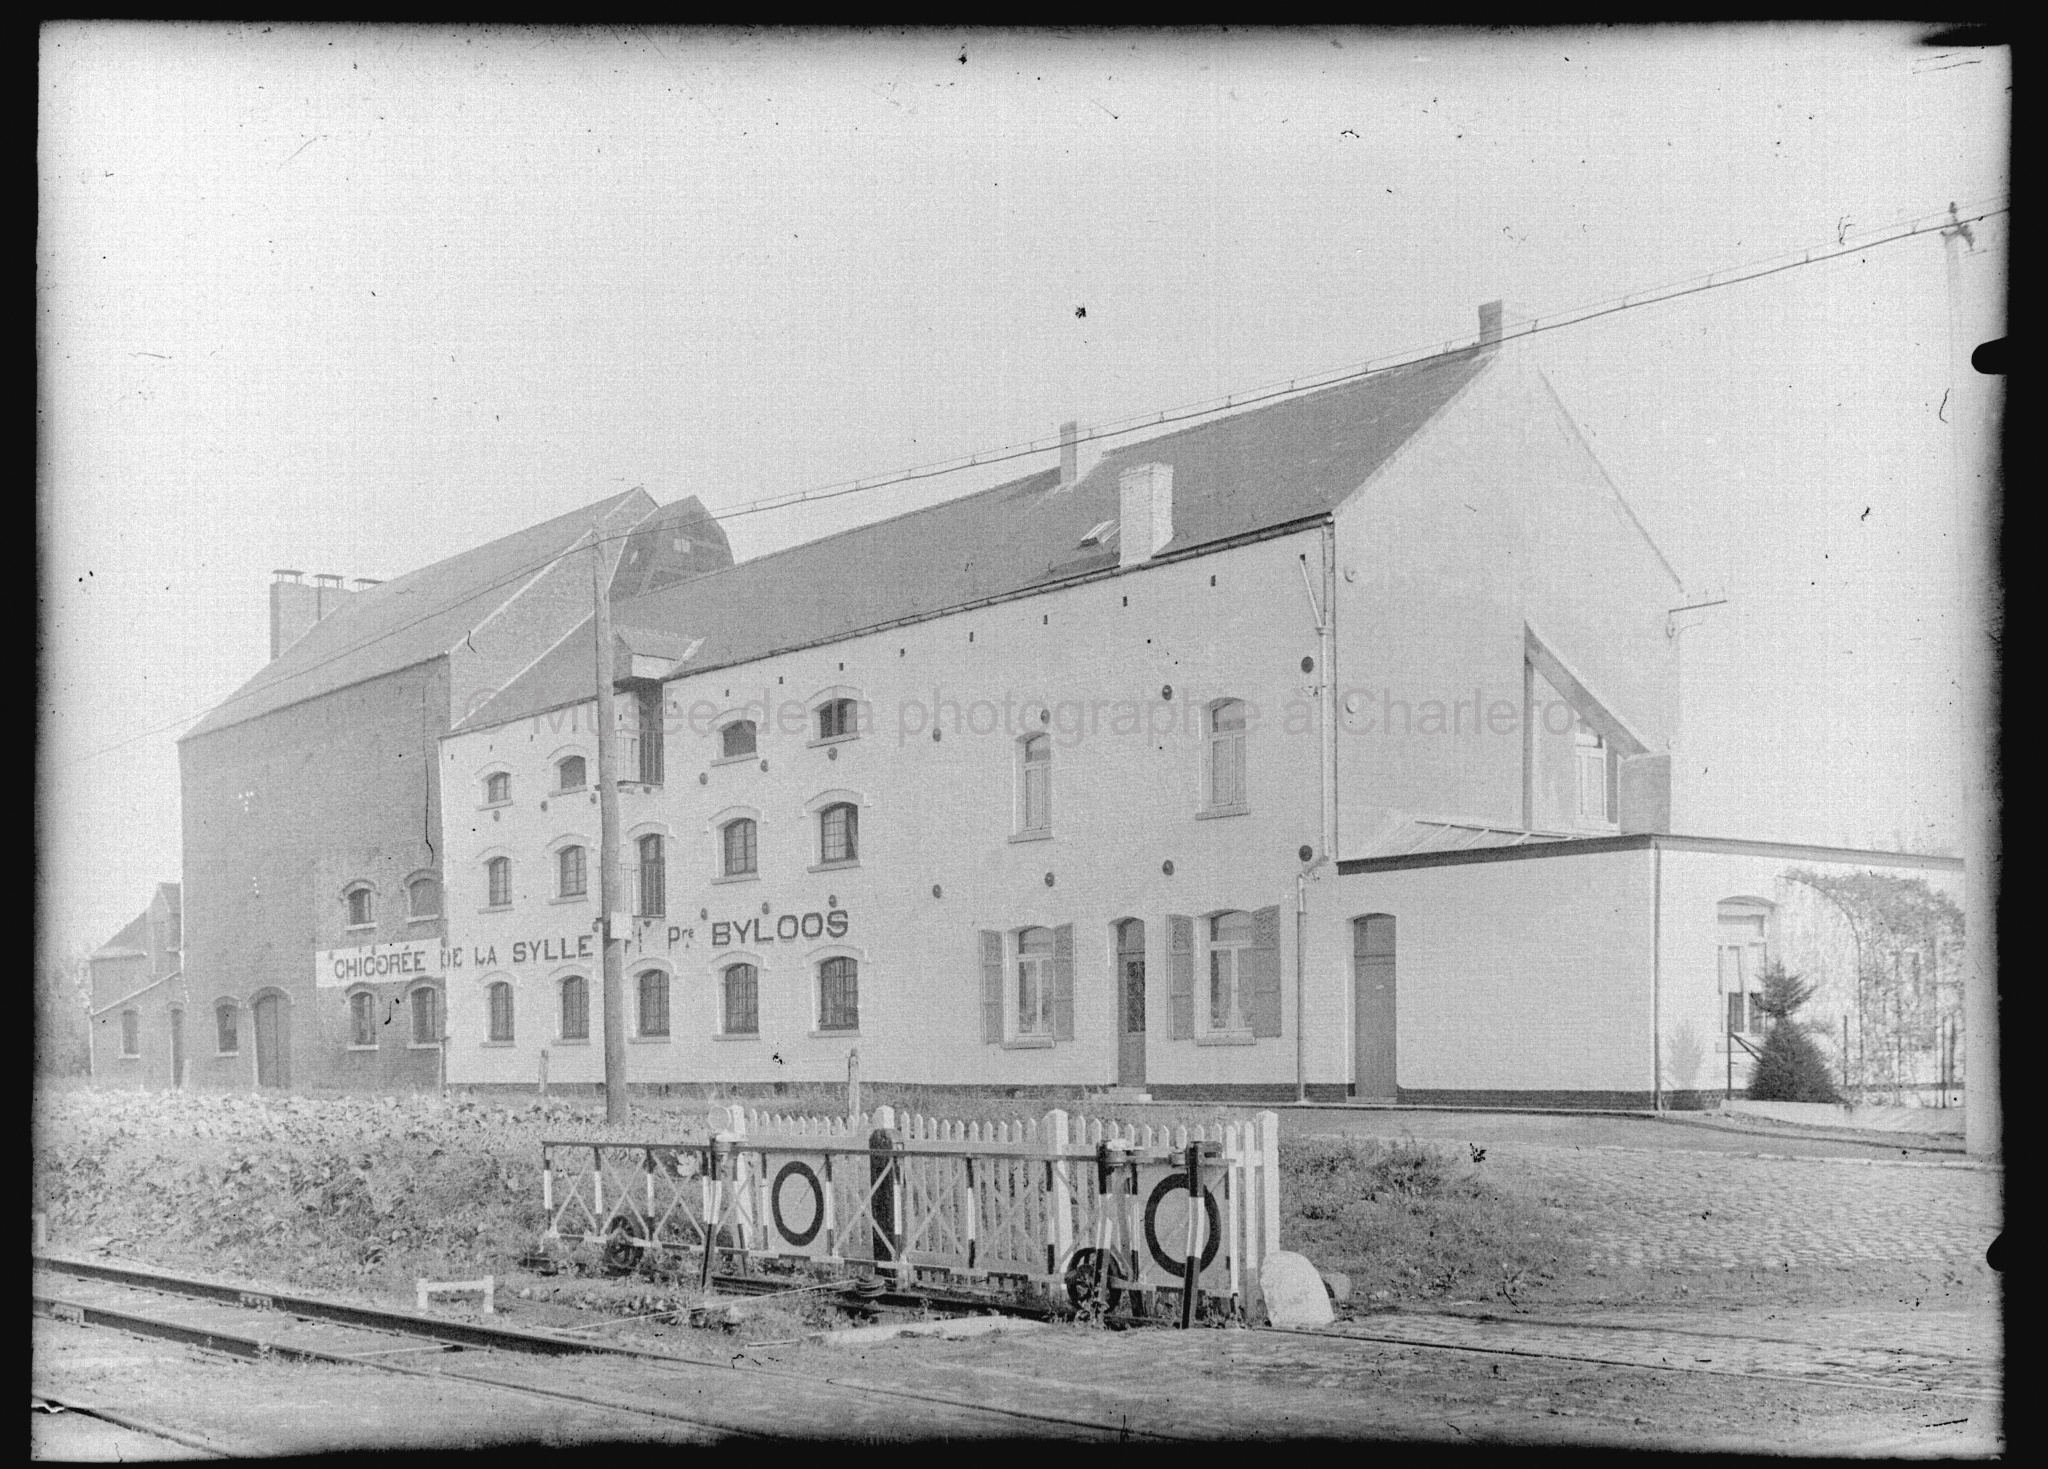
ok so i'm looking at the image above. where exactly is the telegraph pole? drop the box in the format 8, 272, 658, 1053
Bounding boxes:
591, 535, 630, 1125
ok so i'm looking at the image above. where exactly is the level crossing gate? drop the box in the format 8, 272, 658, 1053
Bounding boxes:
539, 1105, 1282, 1319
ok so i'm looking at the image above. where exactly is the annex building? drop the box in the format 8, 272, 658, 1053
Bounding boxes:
173, 490, 733, 1092
435, 305, 1964, 1106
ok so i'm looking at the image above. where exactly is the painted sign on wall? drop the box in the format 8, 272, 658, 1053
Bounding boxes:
314, 940, 455, 988
711, 909, 850, 947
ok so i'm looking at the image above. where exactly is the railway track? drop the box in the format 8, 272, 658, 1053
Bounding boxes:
31, 1252, 1171, 1442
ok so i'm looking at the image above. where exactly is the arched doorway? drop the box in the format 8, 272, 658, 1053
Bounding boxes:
1116, 919, 1146, 1086
252, 992, 291, 1089
1353, 915, 1396, 1099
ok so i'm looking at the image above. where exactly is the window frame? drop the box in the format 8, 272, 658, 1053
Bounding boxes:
406, 874, 442, 921
816, 954, 860, 1033
482, 770, 512, 807
407, 984, 442, 1049
555, 754, 589, 794
347, 988, 378, 1050
1716, 900, 1773, 1045
485, 980, 516, 1045
716, 717, 759, 764
214, 999, 240, 1056
721, 960, 761, 1037
119, 1008, 141, 1058
556, 843, 589, 901
636, 832, 667, 917
1573, 722, 1620, 833
1203, 910, 1258, 1037
1200, 699, 1251, 817
1014, 926, 1056, 1040
344, 882, 376, 930
812, 697, 860, 744
635, 967, 672, 1040
720, 817, 759, 879
484, 855, 513, 910
558, 972, 590, 1042
816, 802, 859, 868
1015, 733, 1053, 838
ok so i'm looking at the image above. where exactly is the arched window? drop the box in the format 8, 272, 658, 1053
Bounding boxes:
1016, 926, 1055, 1037
410, 986, 441, 1046
559, 974, 589, 1040
723, 962, 759, 1036
637, 834, 666, 916
408, 876, 441, 919
556, 755, 587, 793
487, 982, 515, 1043
819, 803, 859, 865
120, 1009, 140, 1057
557, 844, 587, 899
818, 956, 859, 1032
721, 818, 757, 877
348, 990, 376, 1048
1019, 734, 1052, 834
637, 969, 670, 1038
486, 857, 512, 909
215, 1001, 239, 1055
721, 719, 757, 759
484, 772, 511, 805
345, 884, 375, 928
1208, 910, 1256, 1031
816, 698, 859, 740
1206, 700, 1248, 810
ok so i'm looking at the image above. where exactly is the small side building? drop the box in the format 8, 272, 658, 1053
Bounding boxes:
88, 883, 186, 1088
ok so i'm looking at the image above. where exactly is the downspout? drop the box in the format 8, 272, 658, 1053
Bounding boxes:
1652, 838, 1663, 1112
1295, 523, 1340, 1103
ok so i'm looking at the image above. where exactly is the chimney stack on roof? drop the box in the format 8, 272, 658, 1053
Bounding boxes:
1478, 300, 1504, 348
1118, 463, 1175, 570
1057, 420, 1079, 491
269, 570, 360, 661
352, 577, 383, 589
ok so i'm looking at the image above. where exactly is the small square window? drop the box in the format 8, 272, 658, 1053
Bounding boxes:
816, 699, 858, 740
819, 803, 858, 865
722, 720, 757, 759
557, 756, 587, 792
485, 772, 511, 804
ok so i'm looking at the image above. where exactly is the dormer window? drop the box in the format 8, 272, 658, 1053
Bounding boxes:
556, 756, 587, 793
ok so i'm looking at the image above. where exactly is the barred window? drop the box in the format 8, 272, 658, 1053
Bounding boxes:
819, 803, 858, 865
558, 844, 587, 899
560, 974, 589, 1040
818, 956, 858, 1032
722, 720, 757, 759
487, 982, 515, 1043
637, 834, 666, 917
638, 969, 670, 1038
349, 990, 376, 1047
557, 756, 587, 792
486, 857, 512, 908
410, 986, 441, 1046
722, 819, 757, 877
723, 963, 759, 1036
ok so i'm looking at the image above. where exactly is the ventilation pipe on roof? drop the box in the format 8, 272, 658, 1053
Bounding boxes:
1118, 463, 1174, 570
1057, 420, 1079, 491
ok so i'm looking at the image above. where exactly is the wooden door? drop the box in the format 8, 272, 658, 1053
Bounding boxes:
1116, 919, 1146, 1087
253, 994, 290, 1088
1353, 916, 1396, 1098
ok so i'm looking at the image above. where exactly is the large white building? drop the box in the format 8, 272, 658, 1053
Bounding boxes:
432, 308, 1961, 1105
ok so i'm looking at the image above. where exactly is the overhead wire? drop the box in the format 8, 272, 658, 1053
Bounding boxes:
71, 196, 2007, 769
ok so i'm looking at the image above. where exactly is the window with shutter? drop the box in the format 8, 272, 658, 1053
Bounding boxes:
1052, 923, 1074, 1041
1168, 914, 1194, 1039
979, 930, 1004, 1044
1249, 905, 1283, 1037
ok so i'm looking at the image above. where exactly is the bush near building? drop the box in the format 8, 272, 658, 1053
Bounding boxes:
1747, 962, 1843, 1105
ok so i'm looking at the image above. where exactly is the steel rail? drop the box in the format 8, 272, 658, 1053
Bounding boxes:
32, 1388, 241, 1459
34, 1253, 1186, 1441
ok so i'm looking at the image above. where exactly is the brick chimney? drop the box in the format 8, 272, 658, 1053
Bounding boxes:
1118, 463, 1175, 569
1478, 300, 1504, 348
1057, 420, 1079, 491
269, 569, 358, 660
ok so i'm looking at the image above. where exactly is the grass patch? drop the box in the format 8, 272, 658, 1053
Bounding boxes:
1282, 1136, 1576, 1307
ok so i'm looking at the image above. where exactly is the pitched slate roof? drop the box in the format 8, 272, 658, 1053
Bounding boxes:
92, 911, 150, 961
184, 491, 652, 740
460, 347, 1496, 731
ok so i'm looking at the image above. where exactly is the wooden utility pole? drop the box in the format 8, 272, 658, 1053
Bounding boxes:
592, 536, 630, 1125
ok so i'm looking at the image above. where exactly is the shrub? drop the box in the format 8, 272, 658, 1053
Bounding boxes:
1747, 962, 1842, 1104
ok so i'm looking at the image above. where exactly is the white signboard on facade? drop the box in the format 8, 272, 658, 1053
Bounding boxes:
314, 940, 456, 989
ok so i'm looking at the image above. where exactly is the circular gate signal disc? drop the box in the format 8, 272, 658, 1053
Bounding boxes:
770, 1160, 825, 1248
1143, 1173, 1222, 1277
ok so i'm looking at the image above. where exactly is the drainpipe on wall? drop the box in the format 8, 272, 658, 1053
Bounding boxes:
1651, 839, 1663, 1112
1296, 858, 1328, 1103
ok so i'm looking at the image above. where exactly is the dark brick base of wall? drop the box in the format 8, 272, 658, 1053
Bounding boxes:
1394, 1088, 1659, 1111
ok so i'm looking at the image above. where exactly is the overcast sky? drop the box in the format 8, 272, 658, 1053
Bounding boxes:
38, 23, 2006, 965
